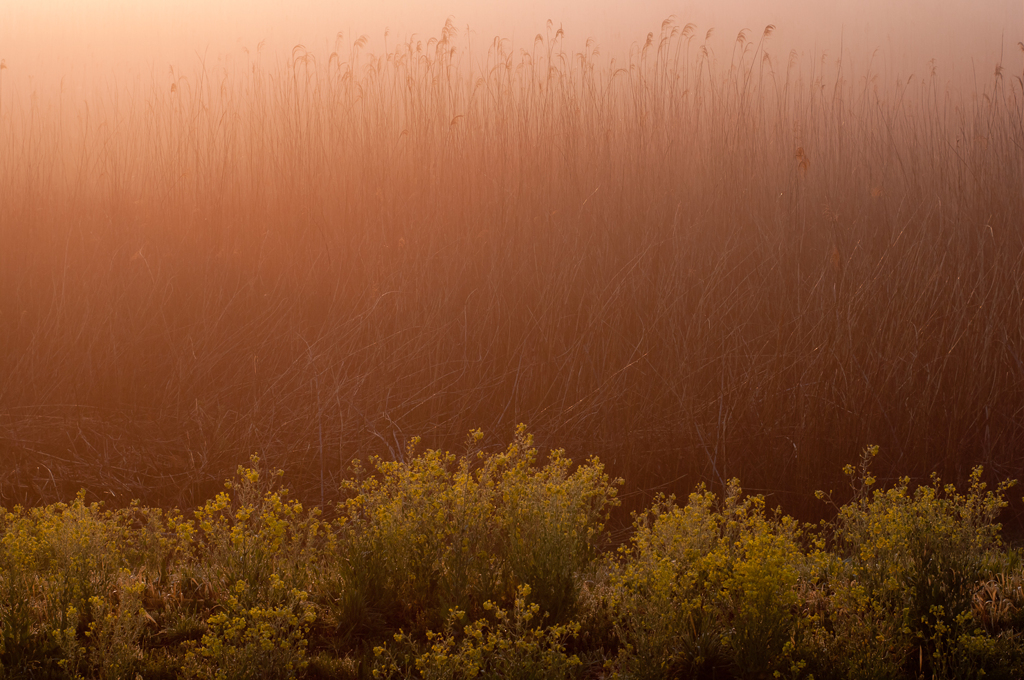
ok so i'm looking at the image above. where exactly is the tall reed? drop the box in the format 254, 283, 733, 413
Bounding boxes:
0, 21, 1021, 522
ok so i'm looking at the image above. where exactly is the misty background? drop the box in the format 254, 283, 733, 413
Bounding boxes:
1, 0, 1021, 96
0, 0, 1021, 516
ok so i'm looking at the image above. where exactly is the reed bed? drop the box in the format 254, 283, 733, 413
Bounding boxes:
0, 21, 1021, 521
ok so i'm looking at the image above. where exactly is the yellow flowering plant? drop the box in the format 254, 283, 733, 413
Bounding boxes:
812, 446, 1019, 679
182, 454, 326, 678
0, 440, 1022, 678
607, 480, 814, 679
330, 426, 619, 643
372, 585, 581, 680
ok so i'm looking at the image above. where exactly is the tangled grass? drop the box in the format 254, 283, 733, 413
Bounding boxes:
0, 22, 1020, 520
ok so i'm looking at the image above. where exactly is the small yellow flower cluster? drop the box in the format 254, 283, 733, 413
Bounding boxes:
1, 439, 1022, 678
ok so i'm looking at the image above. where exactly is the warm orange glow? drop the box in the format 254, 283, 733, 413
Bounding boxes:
0, 2, 1021, 513
1, 1, 1019, 87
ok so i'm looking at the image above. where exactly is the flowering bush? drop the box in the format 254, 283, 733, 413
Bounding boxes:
328, 425, 620, 641
606, 481, 814, 679
809, 446, 1020, 679
371, 585, 581, 680
1, 438, 1023, 679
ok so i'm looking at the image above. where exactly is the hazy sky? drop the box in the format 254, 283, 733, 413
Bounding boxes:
0, 0, 1020, 93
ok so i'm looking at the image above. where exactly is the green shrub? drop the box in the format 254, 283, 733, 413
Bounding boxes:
812, 446, 1019, 679
181, 455, 326, 679
0, 494, 157, 677
371, 584, 581, 680
189, 455, 329, 597
2, 439, 1023, 678
607, 480, 814, 679
181, 576, 316, 680
329, 426, 619, 641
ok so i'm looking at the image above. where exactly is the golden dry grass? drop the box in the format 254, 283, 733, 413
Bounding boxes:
0, 22, 1021, 521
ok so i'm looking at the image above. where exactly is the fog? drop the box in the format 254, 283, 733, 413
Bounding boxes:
2, 0, 1020, 95
0, 0, 1021, 512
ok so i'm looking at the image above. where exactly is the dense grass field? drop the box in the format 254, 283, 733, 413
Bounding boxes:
0, 21, 1021, 526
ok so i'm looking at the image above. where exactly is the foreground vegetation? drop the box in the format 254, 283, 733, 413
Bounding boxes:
1, 21, 1021, 515
3, 428, 1024, 679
